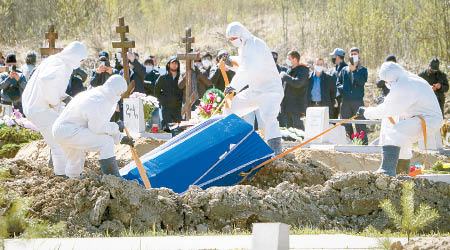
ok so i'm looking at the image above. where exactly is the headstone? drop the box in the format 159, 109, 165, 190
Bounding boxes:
40, 24, 63, 58
123, 98, 145, 133
305, 107, 329, 143
323, 124, 347, 145
419, 130, 443, 151
177, 27, 200, 120
252, 223, 289, 250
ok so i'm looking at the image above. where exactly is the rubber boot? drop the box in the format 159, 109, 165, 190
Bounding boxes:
396, 159, 411, 175
99, 157, 121, 177
267, 137, 282, 155
375, 145, 400, 177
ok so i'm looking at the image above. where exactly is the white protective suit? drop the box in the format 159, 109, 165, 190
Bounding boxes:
365, 62, 443, 159
224, 22, 284, 140
22, 41, 88, 175
52, 75, 126, 178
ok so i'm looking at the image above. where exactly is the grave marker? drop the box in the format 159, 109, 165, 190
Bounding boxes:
123, 98, 145, 133
40, 24, 63, 58
305, 107, 329, 143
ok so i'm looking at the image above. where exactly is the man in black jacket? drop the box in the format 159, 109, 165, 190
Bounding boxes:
418, 58, 449, 116
122, 52, 146, 94
143, 58, 160, 96
329, 48, 347, 119
209, 50, 236, 92
66, 67, 87, 97
155, 56, 183, 131
279, 50, 309, 130
90, 51, 119, 87
307, 58, 337, 117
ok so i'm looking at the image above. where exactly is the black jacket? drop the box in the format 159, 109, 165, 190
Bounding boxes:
337, 63, 368, 101
66, 68, 87, 97
144, 69, 160, 96
281, 64, 310, 113
90, 67, 119, 87
155, 57, 183, 108
418, 69, 449, 100
121, 59, 146, 94
307, 71, 337, 117
208, 64, 236, 92
276, 64, 288, 73
330, 61, 348, 97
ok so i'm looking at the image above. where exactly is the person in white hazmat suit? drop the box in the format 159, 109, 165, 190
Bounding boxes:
22, 42, 88, 176
357, 62, 443, 176
52, 75, 135, 178
223, 22, 284, 155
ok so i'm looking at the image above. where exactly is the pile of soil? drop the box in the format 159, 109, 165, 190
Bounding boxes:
1, 145, 448, 236
393, 236, 450, 250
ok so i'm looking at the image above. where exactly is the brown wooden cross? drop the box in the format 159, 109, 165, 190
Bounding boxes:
40, 24, 63, 57
177, 27, 200, 120
112, 17, 135, 96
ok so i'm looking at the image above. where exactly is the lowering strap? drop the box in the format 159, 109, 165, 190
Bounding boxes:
238, 114, 359, 184
388, 116, 427, 177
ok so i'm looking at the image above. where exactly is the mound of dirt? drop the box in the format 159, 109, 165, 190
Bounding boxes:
400, 236, 450, 250
1, 152, 449, 236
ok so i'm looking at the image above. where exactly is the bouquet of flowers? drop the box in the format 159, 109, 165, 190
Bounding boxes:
0, 109, 39, 132
196, 88, 225, 119
129, 92, 159, 121
350, 131, 365, 145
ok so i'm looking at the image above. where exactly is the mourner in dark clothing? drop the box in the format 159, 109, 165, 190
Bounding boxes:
329, 48, 347, 119
0, 53, 27, 114
307, 58, 337, 117
418, 58, 449, 116
337, 47, 368, 144
143, 58, 160, 96
178, 64, 212, 111
209, 50, 236, 92
155, 56, 183, 131
279, 51, 309, 130
90, 51, 119, 87
66, 67, 87, 97
121, 52, 146, 94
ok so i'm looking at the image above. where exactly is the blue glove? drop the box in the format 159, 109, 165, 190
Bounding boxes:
224, 86, 235, 95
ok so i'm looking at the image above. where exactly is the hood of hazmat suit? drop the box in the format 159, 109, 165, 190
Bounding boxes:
22, 41, 88, 127
54, 75, 127, 138
225, 22, 283, 94
365, 62, 443, 153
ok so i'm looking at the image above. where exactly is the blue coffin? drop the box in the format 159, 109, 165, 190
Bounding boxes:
119, 114, 274, 193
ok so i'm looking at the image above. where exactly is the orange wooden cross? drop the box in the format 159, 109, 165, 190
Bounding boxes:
112, 17, 135, 93
40, 25, 63, 57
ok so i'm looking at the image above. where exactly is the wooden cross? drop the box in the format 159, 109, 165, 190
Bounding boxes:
40, 24, 63, 57
112, 17, 135, 96
177, 27, 200, 120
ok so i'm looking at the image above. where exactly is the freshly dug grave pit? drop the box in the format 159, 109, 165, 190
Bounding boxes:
0, 150, 449, 237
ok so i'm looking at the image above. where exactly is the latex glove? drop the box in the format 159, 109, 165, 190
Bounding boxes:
224, 86, 235, 95
334, 99, 339, 108
62, 95, 72, 105
280, 71, 287, 79
356, 107, 366, 119
120, 136, 135, 147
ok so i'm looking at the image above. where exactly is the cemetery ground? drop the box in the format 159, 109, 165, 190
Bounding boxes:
0, 137, 449, 249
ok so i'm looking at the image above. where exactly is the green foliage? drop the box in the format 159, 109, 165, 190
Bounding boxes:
431, 161, 450, 172
0, 189, 66, 240
143, 103, 155, 122
0, 126, 42, 159
202, 88, 225, 102
379, 181, 440, 241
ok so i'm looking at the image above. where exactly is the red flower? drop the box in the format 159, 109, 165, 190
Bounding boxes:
351, 132, 359, 140
410, 166, 415, 173
359, 131, 365, 136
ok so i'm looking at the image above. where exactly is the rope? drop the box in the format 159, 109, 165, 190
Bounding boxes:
238, 114, 359, 184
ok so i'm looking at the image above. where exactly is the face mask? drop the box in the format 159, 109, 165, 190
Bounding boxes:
351, 55, 359, 64
315, 66, 324, 72
145, 65, 153, 73
202, 59, 212, 68
285, 58, 292, 67
231, 38, 243, 48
